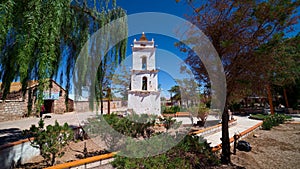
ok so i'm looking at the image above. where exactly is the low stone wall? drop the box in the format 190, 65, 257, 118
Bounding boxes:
0, 139, 40, 169
0, 100, 26, 121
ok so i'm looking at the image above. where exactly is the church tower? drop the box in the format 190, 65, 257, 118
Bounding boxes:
128, 33, 161, 115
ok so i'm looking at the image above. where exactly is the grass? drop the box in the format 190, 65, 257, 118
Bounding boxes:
249, 113, 292, 121
249, 114, 267, 120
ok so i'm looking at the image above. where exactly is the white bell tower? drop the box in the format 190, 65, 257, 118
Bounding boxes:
128, 33, 161, 115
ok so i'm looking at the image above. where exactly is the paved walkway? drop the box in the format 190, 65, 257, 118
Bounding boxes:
201, 115, 262, 147
0, 111, 101, 146
0, 111, 98, 131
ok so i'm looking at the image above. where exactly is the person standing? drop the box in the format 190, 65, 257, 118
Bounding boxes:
40, 104, 45, 118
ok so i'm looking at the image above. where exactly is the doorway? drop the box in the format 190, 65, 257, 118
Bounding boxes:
44, 100, 54, 113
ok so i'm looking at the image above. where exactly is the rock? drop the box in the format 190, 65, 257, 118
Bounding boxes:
253, 134, 259, 138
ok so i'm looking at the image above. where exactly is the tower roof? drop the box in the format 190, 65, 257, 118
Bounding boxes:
139, 32, 148, 41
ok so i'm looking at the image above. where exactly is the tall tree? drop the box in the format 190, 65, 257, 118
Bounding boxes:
176, 0, 299, 164
0, 0, 127, 114
256, 34, 300, 110
168, 85, 181, 106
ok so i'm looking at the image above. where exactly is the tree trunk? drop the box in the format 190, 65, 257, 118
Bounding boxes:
221, 107, 231, 164
267, 84, 275, 115
108, 88, 111, 114
51, 153, 56, 166
101, 99, 104, 115
283, 88, 289, 108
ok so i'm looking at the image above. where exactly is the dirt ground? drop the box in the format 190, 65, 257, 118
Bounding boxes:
23, 123, 300, 169
25, 137, 108, 165
229, 123, 300, 169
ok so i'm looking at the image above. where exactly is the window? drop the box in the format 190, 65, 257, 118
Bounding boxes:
142, 57, 147, 70
142, 77, 147, 90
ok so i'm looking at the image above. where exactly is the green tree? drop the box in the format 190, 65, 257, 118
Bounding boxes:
23, 119, 74, 166
0, 0, 127, 115
168, 85, 181, 106
256, 34, 300, 110
111, 63, 131, 100
176, 0, 299, 164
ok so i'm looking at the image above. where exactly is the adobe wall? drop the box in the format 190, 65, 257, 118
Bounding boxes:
74, 100, 123, 113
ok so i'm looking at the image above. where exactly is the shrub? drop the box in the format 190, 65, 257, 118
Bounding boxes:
162, 106, 181, 114
159, 116, 176, 130
262, 114, 288, 130
262, 117, 273, 130
112, 135, 220, 169
23, 119, 74, 166
84, 113, 157, 150
188, 103, 209, 126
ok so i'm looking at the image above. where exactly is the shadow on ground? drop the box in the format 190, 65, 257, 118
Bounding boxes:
0, 128, 26, 146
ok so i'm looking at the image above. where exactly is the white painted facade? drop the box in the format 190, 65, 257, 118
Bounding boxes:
128, 33, 161, 115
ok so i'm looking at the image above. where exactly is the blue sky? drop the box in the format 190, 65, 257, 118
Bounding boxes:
65, 0, 300, 99
114, 0, 300, 99
115, 0, 193, 98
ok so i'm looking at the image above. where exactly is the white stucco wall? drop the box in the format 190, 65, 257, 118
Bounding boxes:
131, 73, 158, 91
128, 92, 161, 115
0, 141, 40, 169
132, 49, 156, 70
128, 35, 161, 115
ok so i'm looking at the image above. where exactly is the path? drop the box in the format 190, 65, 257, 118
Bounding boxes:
0, 111, 101, 146
202, 115, 262, 147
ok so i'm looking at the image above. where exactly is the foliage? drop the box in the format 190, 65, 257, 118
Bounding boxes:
111, 64, 131, 100
178, 0, 299, 102
112, 135, 220, 169
168, 85, 181, 105
158, 116, 177, 130
84, 113, 157, 150
257, 34, 300, 87
262, 114, 289, 130
229, 102, 241, 112
106, 113, 156, 138
23, 119, 73, 166
177, 0, 299, 164
0, 0, 127, 114
162, 105, 181, 114
188, 103, 210, 125
249, 114, 268, 120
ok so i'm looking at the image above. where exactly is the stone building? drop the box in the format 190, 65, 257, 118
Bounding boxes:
127, 33, 161, 115
0, 79, 73, 121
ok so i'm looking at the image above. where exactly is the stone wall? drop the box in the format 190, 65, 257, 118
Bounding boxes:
35, 81, 73, 114
0, 100, 26, 121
